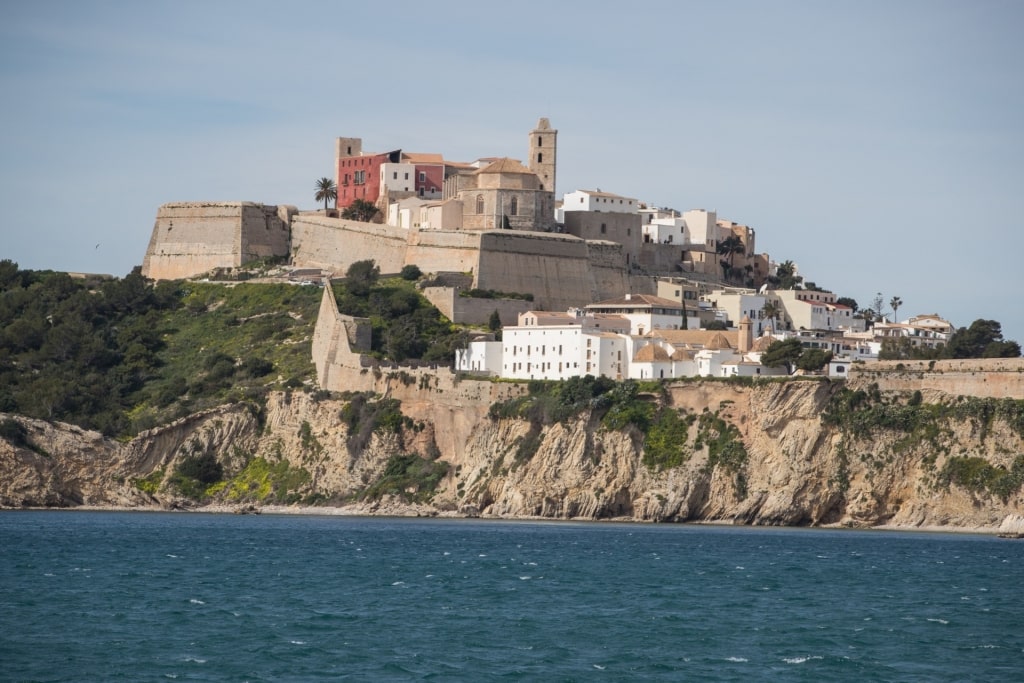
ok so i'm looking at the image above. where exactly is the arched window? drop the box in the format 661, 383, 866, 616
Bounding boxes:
475, 195, 484, 214
510, 197, 518, 216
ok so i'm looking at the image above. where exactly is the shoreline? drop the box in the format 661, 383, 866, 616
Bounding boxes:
1, 502, 1007, 536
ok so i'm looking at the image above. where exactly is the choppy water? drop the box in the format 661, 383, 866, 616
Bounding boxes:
1, 512, 1023, 681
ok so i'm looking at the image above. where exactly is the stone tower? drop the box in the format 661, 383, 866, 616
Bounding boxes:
528, 118, 557, 196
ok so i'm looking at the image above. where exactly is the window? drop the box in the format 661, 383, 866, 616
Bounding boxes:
537, 153, 543, 163
393, 172, 398, 180
404, 172, 409, 180
510, 197, 518, 215
537, 136, 542, 146
476, 195, 484, 214
354, 170, 365, 185
419, 172, 426, 182
601, 223, 607, 234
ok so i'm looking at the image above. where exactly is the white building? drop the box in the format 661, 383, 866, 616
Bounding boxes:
585, 294, 687, 335
387, 197, 429, 229
558, 189, 638, 219
872, 314, 954, 350
380, 162, 418, 195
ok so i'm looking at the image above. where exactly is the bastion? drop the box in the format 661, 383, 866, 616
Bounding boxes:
142, 202, 295, 280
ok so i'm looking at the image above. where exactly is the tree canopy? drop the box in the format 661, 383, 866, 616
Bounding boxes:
760, 338, 803, 373
345, 259, 380, 297
341, 198, 380, 222
314, 177, 337, 211
943, 319, 1021, 359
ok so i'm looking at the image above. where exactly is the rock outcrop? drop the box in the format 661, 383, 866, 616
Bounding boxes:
3, 377, 1022, 531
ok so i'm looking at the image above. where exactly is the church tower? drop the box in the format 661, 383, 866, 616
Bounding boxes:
528, 118, 557, 197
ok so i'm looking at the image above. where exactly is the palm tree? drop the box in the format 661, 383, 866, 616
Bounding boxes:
762, 300, 781, 327
314, 177, 337, 211
890, 296, 903, 322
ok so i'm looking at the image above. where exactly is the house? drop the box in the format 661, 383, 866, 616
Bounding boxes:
585, 294, 687, 335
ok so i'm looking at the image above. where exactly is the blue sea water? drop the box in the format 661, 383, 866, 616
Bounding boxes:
1, 512, 1023, 682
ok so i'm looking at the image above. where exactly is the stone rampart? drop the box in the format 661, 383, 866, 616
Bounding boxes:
848, 358, 1024, 399
310, 285, 524, 460
291, 215, 407, 274
421, 286, 532, 326
475, 231, 598, 310
404, 229, 481, 275
143, 202, 291, 280
586, 241, 632, 302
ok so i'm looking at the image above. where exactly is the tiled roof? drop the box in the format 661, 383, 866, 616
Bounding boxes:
403, 152, 444, 164
588, 294, 683, 309
649, 329, 740, 348
705, 332, 733, 350
476, 158, 534, 175
633, 344, 671, 362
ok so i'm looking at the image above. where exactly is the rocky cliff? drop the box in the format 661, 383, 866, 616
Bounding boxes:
3, 377, 1022, 531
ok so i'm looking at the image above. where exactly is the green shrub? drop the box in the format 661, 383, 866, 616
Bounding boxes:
362, 453, 449, 502
642, 409, 696, 470
939, 455, 1024, 501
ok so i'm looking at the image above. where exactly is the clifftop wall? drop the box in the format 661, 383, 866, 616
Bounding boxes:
142, 202, 292, 280
848, 358, 1024, 399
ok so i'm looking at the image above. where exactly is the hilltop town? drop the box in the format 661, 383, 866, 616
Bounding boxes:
141, 118, 1017, 388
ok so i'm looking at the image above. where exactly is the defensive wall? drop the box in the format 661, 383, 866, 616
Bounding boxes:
142, 202, 293, 280
420, 286, 532, 327
847, 358, 1024, 399
310, 285, 524, 461
144, 202, 640, 313
290, 214, 407, 275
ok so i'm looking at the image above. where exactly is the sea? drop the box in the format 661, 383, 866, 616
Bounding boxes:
2, 512, 1023, 682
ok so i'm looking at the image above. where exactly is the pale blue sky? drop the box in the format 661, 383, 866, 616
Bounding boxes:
2, 1, 1022, 344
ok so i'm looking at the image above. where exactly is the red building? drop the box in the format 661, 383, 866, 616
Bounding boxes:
336, 148, 400, 209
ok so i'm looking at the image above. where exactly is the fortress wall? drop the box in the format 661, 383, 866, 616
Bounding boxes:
848, 358, 1024, 399
421, 286, 532, 326
585, 241, 631, 302
310, 283, 525, 461
404, 229, 481, 275
291, 215, 407, 275
238, 204, 292, 263
475, 231, 594, 311
142, 202, 248, 280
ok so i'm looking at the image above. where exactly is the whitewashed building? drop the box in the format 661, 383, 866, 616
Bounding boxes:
558, 189, 638, 219
585, 294, 687, 335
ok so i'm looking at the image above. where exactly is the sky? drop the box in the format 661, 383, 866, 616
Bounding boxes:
2, 0, 1023, 344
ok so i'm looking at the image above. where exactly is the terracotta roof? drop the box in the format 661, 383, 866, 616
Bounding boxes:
750, 335, 776, 352
476, 158, 534, 175
402, 152, 444, 164
671, 348, 695, 361
633, 344, 671, 362
649, 329, 740, 348
588, 294, 683, 309
705, 332, 733, 350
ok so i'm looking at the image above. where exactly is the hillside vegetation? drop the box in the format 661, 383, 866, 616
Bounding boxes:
0, 261, 464, 439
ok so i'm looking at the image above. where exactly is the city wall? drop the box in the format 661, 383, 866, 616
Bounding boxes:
404, 228, 481, 275
290, 214, 407, 275
420, 286, 532, 326
142, 202, 292, 280
475, 231, 598, 311
143, 202, 635, 313
848, 358, 1024, 399
310, 285, 524, 461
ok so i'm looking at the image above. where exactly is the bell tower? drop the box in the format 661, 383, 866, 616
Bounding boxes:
528, 118, 557, 196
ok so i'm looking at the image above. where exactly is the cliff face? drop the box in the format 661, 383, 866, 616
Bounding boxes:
2, 379, 1022, 530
